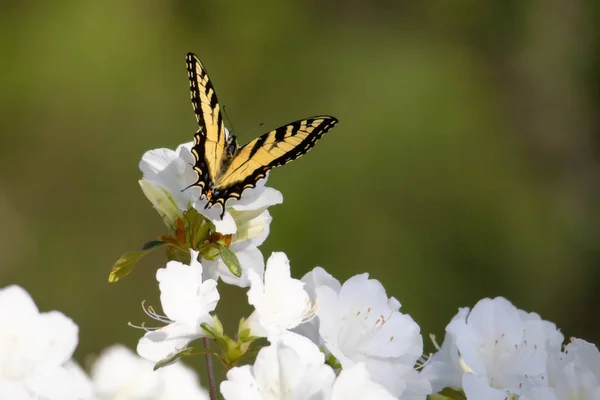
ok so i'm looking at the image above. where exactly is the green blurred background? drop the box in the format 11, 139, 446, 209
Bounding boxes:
2, 0, 600, 376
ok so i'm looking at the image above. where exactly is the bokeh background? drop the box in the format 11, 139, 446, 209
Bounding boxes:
2, 0, 600, 379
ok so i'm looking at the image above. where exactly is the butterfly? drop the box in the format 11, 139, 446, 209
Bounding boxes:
185, 53, 338, 218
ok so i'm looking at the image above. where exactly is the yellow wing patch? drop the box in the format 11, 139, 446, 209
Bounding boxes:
186, 54, 229, 191
216, 117, 337, 189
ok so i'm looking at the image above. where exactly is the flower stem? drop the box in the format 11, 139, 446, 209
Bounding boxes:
203, 337, 217, 400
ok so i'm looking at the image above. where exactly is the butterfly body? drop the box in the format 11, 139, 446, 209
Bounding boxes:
186, 53, 338, 218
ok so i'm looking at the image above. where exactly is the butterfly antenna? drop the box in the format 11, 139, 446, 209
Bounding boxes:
222, 105, 237, 134
239, 122, 265, 138
181, 182, 195, 192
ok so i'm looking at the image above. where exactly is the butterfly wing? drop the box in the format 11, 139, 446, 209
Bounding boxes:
209, 116, 338, 209
186, 53, 229, 196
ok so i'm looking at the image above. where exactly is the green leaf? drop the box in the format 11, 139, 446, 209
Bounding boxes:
108, 241, 166, 283
237, 317, 259, 342
200, 243, 220, 260
238, 327, 252, 342
233, 337, 269, 367
141, 240, 166, 251
201, 319, 223, 339
216, 243, 242, 278
433, 388, 467, 400
153, 346, 211, 370
324, 351, 341, 369
184, 208, 211, 249
166, 246, 189, 263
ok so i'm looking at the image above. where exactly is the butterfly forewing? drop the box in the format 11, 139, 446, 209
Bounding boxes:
214, 116, 338, 192
186, 53, 228, 193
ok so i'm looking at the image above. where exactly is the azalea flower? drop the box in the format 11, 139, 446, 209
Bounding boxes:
245, 252, 315, 339
419, 308, 469, 392
0, 285, 90, 400
220, 332, 335, 400
331, 363, 396, 400
422, 296, 564, 398
136, 250, 219, 362
139, 141, 282, 234
91, 344, 208, 400
201, 208, 272, 287
519, 386, 558, 400
308, 271, 429, 398
63, 362, 94, 400
545, 338, 600, 399
293, 267, 341, 346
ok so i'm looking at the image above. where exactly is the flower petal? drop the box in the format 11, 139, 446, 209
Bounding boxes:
332, 363, 396, 400
157, 257, 219, 324
137, 322, 203, 362
204, 246, 265, 287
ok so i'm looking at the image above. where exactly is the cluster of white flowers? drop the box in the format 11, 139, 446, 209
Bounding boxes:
421, 297, 600, 400
2, 141, 599, 400
0, 285, 208, 400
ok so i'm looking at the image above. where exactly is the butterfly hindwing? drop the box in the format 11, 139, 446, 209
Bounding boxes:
186, 53, 228, 196
211, 116, 338, 203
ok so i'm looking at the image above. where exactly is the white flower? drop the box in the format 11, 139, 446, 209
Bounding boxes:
546, 338, 600, 400
220, 332, 335, 400
63, 362, 94, 400
519, 386, 558, 400
461, 373, 516, 400
139, 141, 282, 234
202, 208, 272, 287
91, 344, 208, 400
0, 285, 88, 400
138, 179, 183, 229
136, 250, 219, 362
315, 272, 429, 398
246, 252, 315, 339
156, 360, 210, 400
293, 267, 341, 347
331, 363, 396, 400
422, 297, 564, 398
420, 308, 469, 392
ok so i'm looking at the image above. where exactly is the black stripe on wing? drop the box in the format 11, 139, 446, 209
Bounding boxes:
186, 53, 224, 139
186, 53, 227, 199
209, 116, 338, 211
189, 132, 210, 196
